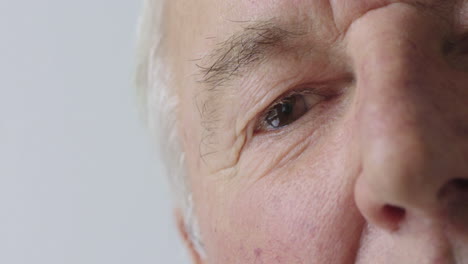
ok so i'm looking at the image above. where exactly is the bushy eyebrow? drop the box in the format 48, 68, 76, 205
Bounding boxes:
194, 21, 305, 158
197, 20, 304, 88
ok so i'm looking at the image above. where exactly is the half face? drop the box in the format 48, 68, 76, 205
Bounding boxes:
165, 0, 468, 263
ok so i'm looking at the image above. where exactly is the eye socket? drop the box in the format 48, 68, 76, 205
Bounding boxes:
255, 91, 325, 133
443, 34, 468, 70
444, 35, 468, 55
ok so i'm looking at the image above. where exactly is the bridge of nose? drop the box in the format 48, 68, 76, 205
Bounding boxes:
343, 2, 468, 233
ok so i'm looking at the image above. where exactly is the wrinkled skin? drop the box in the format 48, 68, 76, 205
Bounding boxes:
164, 0, 468, 263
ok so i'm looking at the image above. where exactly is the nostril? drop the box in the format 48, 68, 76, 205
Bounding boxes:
382, 204, 406, 230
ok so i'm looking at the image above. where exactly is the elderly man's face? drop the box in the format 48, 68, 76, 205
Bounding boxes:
165, 0, 468, 263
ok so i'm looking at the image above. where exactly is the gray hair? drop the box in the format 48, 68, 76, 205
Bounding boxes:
135, 0, 205, 257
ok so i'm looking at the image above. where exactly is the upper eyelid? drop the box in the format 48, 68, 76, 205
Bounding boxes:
255, 88, 323, 132
258, 89, 315, 118
266, 87, 322, 107
259, 85, 334, 116
251, 75, 352, 131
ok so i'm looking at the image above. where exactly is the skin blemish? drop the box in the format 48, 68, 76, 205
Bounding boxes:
254, 247, 263, 258
253, 248, 268, 264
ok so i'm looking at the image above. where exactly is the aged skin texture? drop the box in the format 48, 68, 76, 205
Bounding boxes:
164, 0, 468, 263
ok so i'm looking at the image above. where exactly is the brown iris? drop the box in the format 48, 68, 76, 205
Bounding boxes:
264, 94, 308, 130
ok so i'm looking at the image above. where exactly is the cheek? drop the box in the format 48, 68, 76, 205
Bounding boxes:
209, 163, 364, 263
198, 118, 363, 263
233, 177, 334, 246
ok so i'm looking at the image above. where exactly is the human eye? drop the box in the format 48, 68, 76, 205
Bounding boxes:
254, 90, 325, 133
444, 33, 468, 69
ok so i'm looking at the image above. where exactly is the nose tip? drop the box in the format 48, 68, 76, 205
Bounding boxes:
355, 164, 468, 233
344, 0, 468, 238
350, 111, 468, 232
354, 174, 408, 232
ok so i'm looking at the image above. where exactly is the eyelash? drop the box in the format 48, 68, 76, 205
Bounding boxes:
254, 89, 326, 133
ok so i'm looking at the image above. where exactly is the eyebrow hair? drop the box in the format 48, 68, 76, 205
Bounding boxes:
194, 21, 306, 158
197, 20, 304, 88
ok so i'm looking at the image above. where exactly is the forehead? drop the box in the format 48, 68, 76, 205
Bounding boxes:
166, 0, 334, 41
164, 0, 456, 101
163, 0, 459, 125
163, 0, 337, 84
164, 0, 451, 64
166, 0, 449, 33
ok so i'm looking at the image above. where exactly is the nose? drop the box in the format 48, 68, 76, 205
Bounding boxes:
348, 4, 468, 232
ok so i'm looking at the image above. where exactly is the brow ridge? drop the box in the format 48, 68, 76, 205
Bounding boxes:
197, 20, 304, 88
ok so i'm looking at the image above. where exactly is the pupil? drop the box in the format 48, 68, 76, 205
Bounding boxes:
281, 102, 293, 115
265, 96, 298, 129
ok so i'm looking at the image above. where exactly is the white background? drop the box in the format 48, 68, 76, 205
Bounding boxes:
0, 1, 190, 263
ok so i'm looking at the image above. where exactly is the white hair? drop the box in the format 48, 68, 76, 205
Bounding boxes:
135, 0, 205, 257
